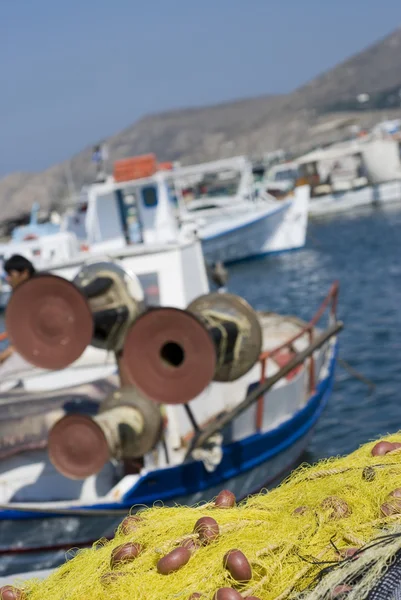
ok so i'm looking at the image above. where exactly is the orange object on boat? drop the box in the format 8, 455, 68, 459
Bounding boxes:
0, 332, 8, 342
158, 161, 173, 171
113, 154, 158, 183
273, 350, 303, 380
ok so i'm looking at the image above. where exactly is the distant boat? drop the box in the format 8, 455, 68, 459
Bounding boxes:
259, 135, 401, 218
173, 156, 310, 264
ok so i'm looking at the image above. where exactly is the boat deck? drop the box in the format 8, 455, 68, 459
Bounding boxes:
0, 568, 53, 585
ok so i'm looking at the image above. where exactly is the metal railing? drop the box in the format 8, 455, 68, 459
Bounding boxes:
256, 281, 339, 430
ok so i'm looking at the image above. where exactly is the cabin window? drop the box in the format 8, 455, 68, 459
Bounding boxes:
96, 192, 125, 241
115, 188, 143, 244
142, 186, 158, 208
180, 170, 241, 200
274, 169, 298, 182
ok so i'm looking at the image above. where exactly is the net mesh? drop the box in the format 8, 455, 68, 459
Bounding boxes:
12, 433, 401, 600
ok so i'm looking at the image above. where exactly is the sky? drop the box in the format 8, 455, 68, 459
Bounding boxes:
1, 0, 401, 178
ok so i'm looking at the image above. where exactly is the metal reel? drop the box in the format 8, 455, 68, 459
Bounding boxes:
48, 387, 163, 480
73, 260, 145, 305
120, 307, 217, 405
48, 413, 109, 480
187, 292, 262, 382
5, 274, 93, 370
73, 260, 145, 352
99, 386, 163, 457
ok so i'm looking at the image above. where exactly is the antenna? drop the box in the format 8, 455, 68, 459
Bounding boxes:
92, 144, 108, 182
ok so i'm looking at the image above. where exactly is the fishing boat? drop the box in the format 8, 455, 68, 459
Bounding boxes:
257, 134, 401, 218
0, 170, 341, 575
172, 156, 310, 264
298, 136, 401, 217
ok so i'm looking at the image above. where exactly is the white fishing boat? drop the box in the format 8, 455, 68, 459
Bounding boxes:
257, 135, 401, 218
298, 136, 401, 217
172, 156, 310, 264
0, 161, 341, 576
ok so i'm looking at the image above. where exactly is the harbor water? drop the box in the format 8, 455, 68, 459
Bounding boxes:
229, 202, 401, 462
0, 202, 401, 578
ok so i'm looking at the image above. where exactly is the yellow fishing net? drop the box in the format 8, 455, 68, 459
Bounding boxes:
12, 433, 401, 600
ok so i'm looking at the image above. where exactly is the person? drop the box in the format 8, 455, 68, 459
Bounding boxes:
0, 255, 36, 364
3, 254, 36, 290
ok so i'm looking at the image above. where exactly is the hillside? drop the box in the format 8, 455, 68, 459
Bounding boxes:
1, 26, 401, 220
287, 26, 401, 111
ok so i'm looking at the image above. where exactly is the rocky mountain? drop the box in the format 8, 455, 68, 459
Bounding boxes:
1, 26, 401, 220
286, 25, 401, 111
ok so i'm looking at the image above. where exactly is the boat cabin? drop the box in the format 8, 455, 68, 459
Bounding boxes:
49, 158, 209, 310
61, 159, 184, 255
172, 156, 256, 212
297, 143, 368, 197
297, 137, 401, 197
11, 203, 60, 242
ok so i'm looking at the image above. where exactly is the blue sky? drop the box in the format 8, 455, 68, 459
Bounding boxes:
1, 0, 400, 177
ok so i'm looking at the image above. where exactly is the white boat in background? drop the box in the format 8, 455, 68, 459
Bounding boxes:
297, 136, 401, 217
172, 156, 310, 264
256, 133, 401, 218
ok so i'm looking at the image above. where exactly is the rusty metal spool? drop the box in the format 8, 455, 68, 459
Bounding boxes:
48, 387, 163, 479
73, 260, 145, 353
120, 292, 262, 405
5, 274, 93, 370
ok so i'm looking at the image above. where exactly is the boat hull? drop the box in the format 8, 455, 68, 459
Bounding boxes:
309, 180, 401, 217
0, 433, 312, 577
201, 203, 288, 264
201, 185, 309, 265
0, 341, 337, 576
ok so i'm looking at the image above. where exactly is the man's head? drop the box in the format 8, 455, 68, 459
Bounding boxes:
3, 254, 36, 290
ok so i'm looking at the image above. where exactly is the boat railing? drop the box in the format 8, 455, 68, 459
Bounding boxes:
256, 281, 339, 430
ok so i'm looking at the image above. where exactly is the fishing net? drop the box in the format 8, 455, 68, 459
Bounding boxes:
10, 432, 401, 600
301, 526, 401, 600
